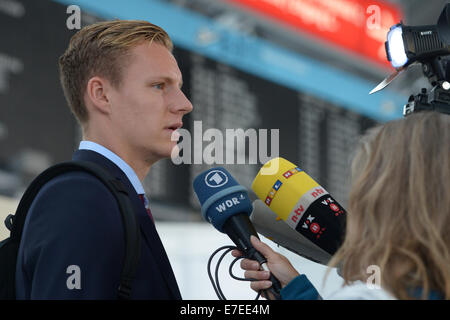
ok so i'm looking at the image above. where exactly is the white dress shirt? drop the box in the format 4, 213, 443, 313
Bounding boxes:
78, 140, 146, 195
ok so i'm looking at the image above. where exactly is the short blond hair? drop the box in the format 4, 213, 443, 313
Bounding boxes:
58, 20, 173, 125
327, 111, 450, 299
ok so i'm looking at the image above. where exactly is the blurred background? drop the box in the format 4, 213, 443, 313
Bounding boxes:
0, 0, 448, 299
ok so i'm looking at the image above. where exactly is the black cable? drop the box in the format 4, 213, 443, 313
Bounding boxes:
229, 255, 262, 300
207, 245, 275, 300
215, 246, 234, 300
207, 245, 234, 300
228, 253, 280, 300
228, 255, 250, 281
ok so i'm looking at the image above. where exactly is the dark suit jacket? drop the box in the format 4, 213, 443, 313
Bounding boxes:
15, 149, 182, 299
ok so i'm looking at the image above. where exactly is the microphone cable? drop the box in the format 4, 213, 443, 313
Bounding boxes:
207, 245, 281, 300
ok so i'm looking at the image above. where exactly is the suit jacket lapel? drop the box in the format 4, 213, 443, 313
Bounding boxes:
72, 149, 181, 299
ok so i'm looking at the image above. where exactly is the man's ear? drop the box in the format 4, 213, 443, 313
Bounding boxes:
85, 76, 112, 115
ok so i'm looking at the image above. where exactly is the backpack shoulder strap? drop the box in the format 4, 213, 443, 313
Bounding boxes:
11, 160, 141, 300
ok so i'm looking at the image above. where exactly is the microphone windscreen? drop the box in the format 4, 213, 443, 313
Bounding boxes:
193, 167, 253, 232
252, 158, 346, 255
252, 158, 318, 222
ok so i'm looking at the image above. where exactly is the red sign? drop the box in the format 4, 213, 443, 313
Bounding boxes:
227, 0, 403, 68
330, 203, 339, 212
283, 170, 293, 178
310, 222, 320, 233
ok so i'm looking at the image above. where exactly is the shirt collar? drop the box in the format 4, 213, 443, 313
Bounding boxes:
78, 140, 145, 195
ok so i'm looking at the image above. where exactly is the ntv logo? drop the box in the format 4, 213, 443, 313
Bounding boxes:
171, 121, 280, 174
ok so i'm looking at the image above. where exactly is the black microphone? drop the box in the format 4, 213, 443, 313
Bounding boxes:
193, 167, 282, 299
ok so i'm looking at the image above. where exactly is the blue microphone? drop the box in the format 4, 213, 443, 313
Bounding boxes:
193, 167, 282, 299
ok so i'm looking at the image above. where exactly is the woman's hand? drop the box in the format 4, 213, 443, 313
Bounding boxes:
231, 235, 300, 293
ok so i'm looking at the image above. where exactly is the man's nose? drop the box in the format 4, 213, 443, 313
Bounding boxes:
170, 89, 193, 115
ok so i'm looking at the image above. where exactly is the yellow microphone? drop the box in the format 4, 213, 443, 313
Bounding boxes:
252, 157, 346, 255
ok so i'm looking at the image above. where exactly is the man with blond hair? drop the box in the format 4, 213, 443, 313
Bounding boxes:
15, 20, 193, 299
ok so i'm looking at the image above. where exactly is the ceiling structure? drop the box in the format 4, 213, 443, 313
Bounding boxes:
166, 0, 450, 99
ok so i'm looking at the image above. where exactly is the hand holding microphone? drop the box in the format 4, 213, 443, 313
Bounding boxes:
231, 235, 300, 294
192, 167, 283, 299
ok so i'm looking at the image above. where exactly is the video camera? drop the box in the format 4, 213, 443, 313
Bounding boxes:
371, 3, 450, 116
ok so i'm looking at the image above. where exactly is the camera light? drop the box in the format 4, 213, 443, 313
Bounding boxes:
387, 25, 409, 68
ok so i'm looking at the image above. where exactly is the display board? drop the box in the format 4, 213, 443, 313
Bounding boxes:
0, 0, 378, 209
144, 48, 378, 208
0, 0, 77, 195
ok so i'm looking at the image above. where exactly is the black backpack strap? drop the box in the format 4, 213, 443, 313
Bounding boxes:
11, 160, 141, 300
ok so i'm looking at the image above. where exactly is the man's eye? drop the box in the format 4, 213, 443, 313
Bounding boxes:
153, 83, 165, 90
